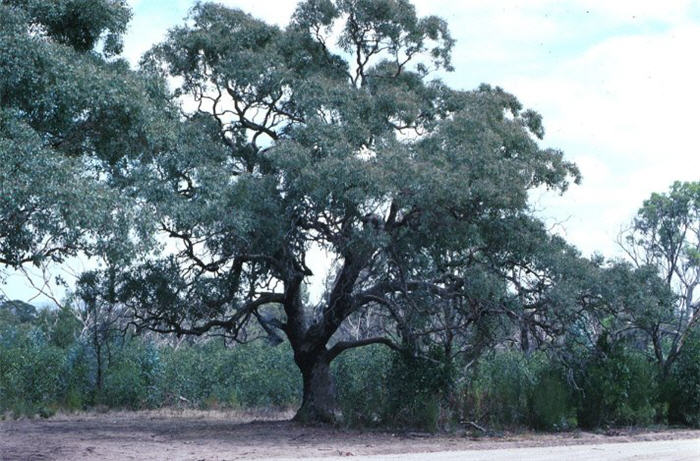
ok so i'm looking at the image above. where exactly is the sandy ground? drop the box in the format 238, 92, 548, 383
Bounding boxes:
273, 439, 700, 461
0, 410, 698, 461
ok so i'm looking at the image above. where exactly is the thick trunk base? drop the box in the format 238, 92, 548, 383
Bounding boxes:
293, 354, 341, 424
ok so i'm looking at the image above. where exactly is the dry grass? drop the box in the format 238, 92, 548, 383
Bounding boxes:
45, 406, 296, 422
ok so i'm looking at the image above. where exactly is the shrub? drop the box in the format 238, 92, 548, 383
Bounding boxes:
463, 350, 576, 431
0, 325, 67, 416
334, 345, 392, 426
99, 340, 161, 409
577, 348, 658, 428
465, 350, 535, 427
384, 349, 454, 431
227, 341, 300, 408
157, 343, 215, 406
665, 330, 700, 427
3, 309, 693, 430
530, 369, 577, 430
61, 340, 95, 409
156, 339, 300, 409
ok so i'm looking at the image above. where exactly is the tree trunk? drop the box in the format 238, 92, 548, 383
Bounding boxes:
94, 325, 103, 392
520, 323, 530, 353
293, 350, 339, 424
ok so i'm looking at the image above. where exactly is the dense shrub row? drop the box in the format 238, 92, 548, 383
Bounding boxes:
0, 322, 301, 417
334, 342, 700, 431
1, 315, 698, 430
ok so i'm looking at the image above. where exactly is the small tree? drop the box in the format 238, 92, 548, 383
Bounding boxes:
74, 267, 127, 393
619, 181, 700, 375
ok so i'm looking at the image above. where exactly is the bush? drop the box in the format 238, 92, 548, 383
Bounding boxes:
334, 346, 455, 430
156, 340, 300, 409
2, 304, 696, 430
334, 345, 392, 426
157, 343, 217, 406
226, 341, 300, 407
530, 369, 577, 430
0, 325, 67, 416
383, 349, 454, 431
99, 339, 161, 409
665, 330, 700, 427
61, 340, 95, 409
466, 351, 534, 427
577, 348, 658, 428
464, 350, 576, 430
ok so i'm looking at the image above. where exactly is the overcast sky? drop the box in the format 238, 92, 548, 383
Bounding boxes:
4, 0, 700, 303
122, 0, 700, 257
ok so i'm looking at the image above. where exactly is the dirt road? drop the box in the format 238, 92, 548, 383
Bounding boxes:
272, 438, 700, 461
1, 410, 698, 460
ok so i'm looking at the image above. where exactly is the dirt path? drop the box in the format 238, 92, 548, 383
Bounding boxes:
1, 410, 698, 461
272, 439, 700, 461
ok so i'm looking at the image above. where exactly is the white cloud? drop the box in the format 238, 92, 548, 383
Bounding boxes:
415, 0, 694, 25
571, 0, 694, 24
481, 19, 700, 258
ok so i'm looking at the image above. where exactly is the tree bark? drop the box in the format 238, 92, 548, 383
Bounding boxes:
292, 349, 340, 424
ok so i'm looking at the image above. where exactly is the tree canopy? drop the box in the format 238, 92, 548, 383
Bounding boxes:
0, 0, 169, 281
619, 181, 700, 373
102, 0, 582, 422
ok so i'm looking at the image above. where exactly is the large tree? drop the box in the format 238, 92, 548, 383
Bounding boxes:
109, 0, 581, 422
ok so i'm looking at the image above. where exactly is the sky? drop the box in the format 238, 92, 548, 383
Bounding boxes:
4, 0, 700, 303
123, 0, 700, 257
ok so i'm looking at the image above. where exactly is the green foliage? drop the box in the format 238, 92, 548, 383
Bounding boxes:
0, 300, 37, 325
530, 371, 576, 430
116, 0, 581, 425
156, 343, 219, 407
333, 345, 392, 426
578, 347, 659, 428
1, 306, 698, 430
4, 0, 585, 424
333, 347, 455, 431
0, 309, 301, 415
99, 339, 160, 409
37, 306, 82, 349
618, 181, 700, 372
227, 341, 301, 407
467, 351, 533, 427
157, 340, 300, 409
465, 351, 576, 430
1, 0, 170, 280
1, 0, 697, 430
383, 350, 454, 431
61, 341, 94, 410
3, 0, 132, 55
0, 325, 67, 417
665, 330, 700, 427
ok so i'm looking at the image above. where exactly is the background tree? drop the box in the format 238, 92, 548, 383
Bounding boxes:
619, 181, 700, 374
74, 267, 127, 393
0, 300, 38, 326
111, 0, 580, 423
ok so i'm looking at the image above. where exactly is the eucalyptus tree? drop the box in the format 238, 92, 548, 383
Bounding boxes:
619, 181, 700, 374
120, 0, 580, 422
0, 0, 168, 284
74, 267, 130, 392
